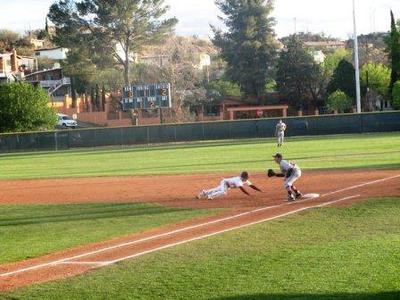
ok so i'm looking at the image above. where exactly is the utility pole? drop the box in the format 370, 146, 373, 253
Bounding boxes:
353, 0, 362, 113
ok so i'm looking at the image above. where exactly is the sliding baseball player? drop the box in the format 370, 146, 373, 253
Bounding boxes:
268, 153, 303, 201
197, 172, 262, 200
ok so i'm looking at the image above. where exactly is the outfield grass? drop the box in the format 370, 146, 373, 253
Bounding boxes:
0, 133, 399, 180
4, 198, 400, 300
0, 203, 217, 264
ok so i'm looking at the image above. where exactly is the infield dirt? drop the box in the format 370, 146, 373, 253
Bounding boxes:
0, 169, 399, 291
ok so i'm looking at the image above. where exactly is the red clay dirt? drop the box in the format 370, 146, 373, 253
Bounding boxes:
0, 169, 399, 292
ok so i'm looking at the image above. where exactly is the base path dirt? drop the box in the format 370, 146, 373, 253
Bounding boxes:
1, 169, 400, 209
0, 169, 399, 291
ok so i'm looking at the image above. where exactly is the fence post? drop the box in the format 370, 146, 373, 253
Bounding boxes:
174, 126, 177, 143
360, 113, 364, 133
255, 120, 260, 138
54, 132, 58, 151
120, 127, 124, 148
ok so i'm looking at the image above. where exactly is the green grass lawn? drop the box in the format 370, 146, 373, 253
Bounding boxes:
0, 133, 399, 180
0, 203, 217, 264
4, 198, 399, 300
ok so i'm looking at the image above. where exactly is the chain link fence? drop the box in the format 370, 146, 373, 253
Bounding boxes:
0, 112, 399, 153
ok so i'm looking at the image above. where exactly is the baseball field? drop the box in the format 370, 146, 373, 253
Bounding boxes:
0, 132, 399, 299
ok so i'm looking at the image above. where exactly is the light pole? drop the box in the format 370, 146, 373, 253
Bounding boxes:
353, 0, 362, 113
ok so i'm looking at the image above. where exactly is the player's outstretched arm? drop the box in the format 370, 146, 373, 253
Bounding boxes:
268, 169, 285, 178
249, 185, 262, 192
239, 187, 251, 196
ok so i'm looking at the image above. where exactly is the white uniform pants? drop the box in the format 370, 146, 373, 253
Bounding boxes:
277, 132, 285, 145
284, 169, 302, 189
205, 180, 228, 199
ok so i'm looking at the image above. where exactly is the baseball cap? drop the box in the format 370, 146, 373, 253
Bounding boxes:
273, 153, 283, 159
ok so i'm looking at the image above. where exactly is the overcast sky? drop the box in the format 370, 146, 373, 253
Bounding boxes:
1, 0, 400, 39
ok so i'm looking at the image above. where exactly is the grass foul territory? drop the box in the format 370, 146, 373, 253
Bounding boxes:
4, 198, 400, 300
0, 203, 217, 264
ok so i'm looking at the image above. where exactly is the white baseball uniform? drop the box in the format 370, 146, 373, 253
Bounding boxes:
204, 176, 252, 199
276, 122, 287, 145
280, 160, 302, 189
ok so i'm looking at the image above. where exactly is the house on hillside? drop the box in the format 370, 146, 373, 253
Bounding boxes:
0, 50, 37, 83
196, 53, 211, 70
304, 41, 346, 50
135, 54, 171, 67
25, 68, 71, 100
134, 52, 212, 70
30, 38, 45, 49
35, 47, 69, 60
312, 50, 326, 64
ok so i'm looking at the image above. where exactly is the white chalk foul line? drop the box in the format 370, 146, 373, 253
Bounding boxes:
1, 174, 398, 278
58, 262, 107, 266
0, 204, 281, 278
0, 194, 360, 278
100, 195, 360, 265
321, 174, 400, 197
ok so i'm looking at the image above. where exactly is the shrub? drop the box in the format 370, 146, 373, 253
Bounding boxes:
392, 81, 400, 110
327, 90, 353, 113
0, 82, 57, 132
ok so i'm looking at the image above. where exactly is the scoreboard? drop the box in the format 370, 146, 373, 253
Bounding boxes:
121, 83, 172, 110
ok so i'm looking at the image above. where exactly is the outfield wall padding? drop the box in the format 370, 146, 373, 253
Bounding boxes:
0, 112, 399, 153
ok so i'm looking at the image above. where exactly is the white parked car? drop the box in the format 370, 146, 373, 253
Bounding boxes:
57, 114, 78, 129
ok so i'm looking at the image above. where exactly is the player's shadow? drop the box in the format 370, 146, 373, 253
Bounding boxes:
0, 205, 190, 227
214, 291, 400, 300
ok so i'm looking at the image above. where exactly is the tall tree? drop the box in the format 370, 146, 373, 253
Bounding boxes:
90, 87, 96, 110
385, 10, 400, 97
392, 80, 400, 109
276, 37, 324, 110
62, 48, 98, 94
327, 59, 357, 99
45, 18, 49, 35
323, 49, 351, 77
48, 0, 177, 85
101, 84, 106, 112
212, 0, 278, 100
95, 84, 101, 111
360, 63, 391, 97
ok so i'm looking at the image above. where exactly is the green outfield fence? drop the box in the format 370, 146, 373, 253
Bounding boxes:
0, 111, 399, 153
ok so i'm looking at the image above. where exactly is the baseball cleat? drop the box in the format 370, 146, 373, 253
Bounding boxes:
295, 192, 303, 199
196, 190, 206, 200
287, 194, 296, 202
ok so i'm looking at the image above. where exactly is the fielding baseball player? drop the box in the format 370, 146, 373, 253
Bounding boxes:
197, 172, 262, 200
275, 120, 287, 147
268, 154, 302, 202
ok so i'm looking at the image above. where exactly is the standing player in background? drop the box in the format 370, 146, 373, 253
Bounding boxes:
197, 172, 262, 200
268, 153, 302, 202
275, 120, 287, 147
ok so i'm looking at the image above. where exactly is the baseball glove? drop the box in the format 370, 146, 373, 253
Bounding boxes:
286, 168, 293, 178
267, 169, 276, 177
